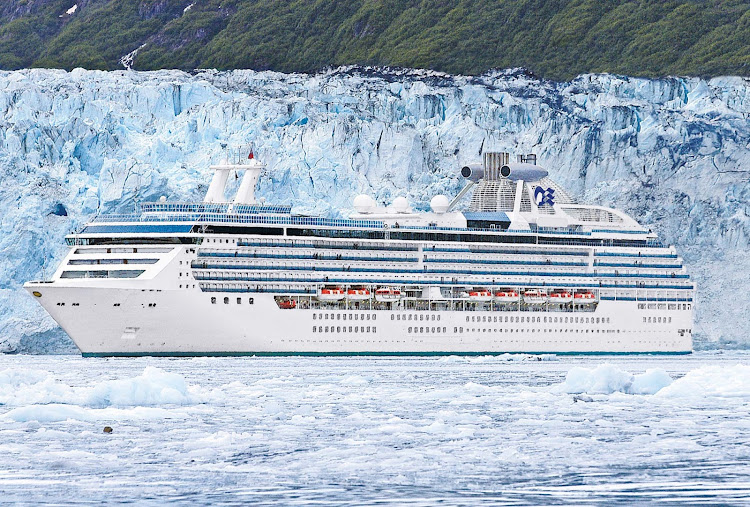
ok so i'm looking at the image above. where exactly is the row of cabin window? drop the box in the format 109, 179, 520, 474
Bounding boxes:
313, 313, 376, 321
644, 316, 673, 324
391, 314, 441, 322
638, 303, 691, 310
313, 326, 376, 333
408, 327, 447, 333
210, 297, 255, 305
459, 328, 624, 334
467, 315, 612, 324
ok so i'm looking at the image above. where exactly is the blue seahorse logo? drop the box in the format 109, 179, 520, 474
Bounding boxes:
534, 186, 555, 207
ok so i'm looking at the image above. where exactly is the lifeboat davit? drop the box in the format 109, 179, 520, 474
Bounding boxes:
468, 289, 493, 302
574, 291, 596, 304
549, 290, 573, 304
375, 287, 402, 302
347, 287, 371, 301
317, 286, 346, 302
523, 290, 548, 305
494, 290, 519, 303
278, 299, 296, 309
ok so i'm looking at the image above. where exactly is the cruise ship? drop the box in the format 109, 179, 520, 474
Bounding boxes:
25, 149, 694, 356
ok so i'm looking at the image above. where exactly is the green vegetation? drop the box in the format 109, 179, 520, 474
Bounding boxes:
0, 0, 747, 79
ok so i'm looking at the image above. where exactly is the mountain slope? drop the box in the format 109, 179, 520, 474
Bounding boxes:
0, 0, 748, 79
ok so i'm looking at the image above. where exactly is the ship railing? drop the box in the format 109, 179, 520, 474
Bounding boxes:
84, 213, 665, 246
139, 202, 293, 215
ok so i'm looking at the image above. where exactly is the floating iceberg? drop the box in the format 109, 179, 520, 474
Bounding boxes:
656, 363, 750, 398
554, 364, 674, 395
0, 366, 201, 408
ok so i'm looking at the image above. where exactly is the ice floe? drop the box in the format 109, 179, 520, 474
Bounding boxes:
554, 364, 673, 395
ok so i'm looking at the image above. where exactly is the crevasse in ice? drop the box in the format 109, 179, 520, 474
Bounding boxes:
0, 67, 748, 352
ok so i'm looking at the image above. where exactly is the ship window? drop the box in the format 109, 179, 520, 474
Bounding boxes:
325, 326, 329, 332
391, 315, 394, 320
313, 314, 316, 320
249, 298, 254, 304
367, 326, 371, 332
373, 326, 376, 332
224, 297, 229, 304
372, 315, 376, 321
337, 326, 341, 332
211, 297, 216, 304
237, 298, 241, 304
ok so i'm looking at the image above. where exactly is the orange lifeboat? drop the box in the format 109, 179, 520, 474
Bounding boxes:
549, 290, 573, 304
494, 290, 519, 303
278, 299, 297, 309
375, 287, 402, 302
574, 291, 596, 304
468, 289, 493, 302
347, 287, 371, 301
317, 286, 346, 302
523, 289, 548, 305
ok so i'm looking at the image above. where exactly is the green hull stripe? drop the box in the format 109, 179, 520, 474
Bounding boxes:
82, 350, 692, 358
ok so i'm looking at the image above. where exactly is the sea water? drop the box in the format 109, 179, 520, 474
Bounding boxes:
0, 353, 748, 505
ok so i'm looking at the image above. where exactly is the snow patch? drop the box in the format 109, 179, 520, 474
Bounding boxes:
119, 43, 147, 70
59, 4, 77, 17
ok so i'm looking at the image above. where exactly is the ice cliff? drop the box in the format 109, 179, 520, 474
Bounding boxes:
0, 67, 748, 353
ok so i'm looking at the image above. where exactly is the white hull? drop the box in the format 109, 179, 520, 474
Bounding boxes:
26, 285, 693, 355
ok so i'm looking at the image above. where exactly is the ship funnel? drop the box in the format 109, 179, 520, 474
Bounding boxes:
204, 146, 266, 204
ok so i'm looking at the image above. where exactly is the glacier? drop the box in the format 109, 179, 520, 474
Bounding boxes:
0, 67, 748, 353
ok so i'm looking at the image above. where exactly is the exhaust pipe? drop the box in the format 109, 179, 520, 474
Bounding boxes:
460, 163, 484, 182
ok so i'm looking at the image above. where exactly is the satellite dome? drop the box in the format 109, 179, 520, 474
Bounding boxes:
353, 194, 377, 214
430, 195, 450, 214
391, 196, 410, 213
